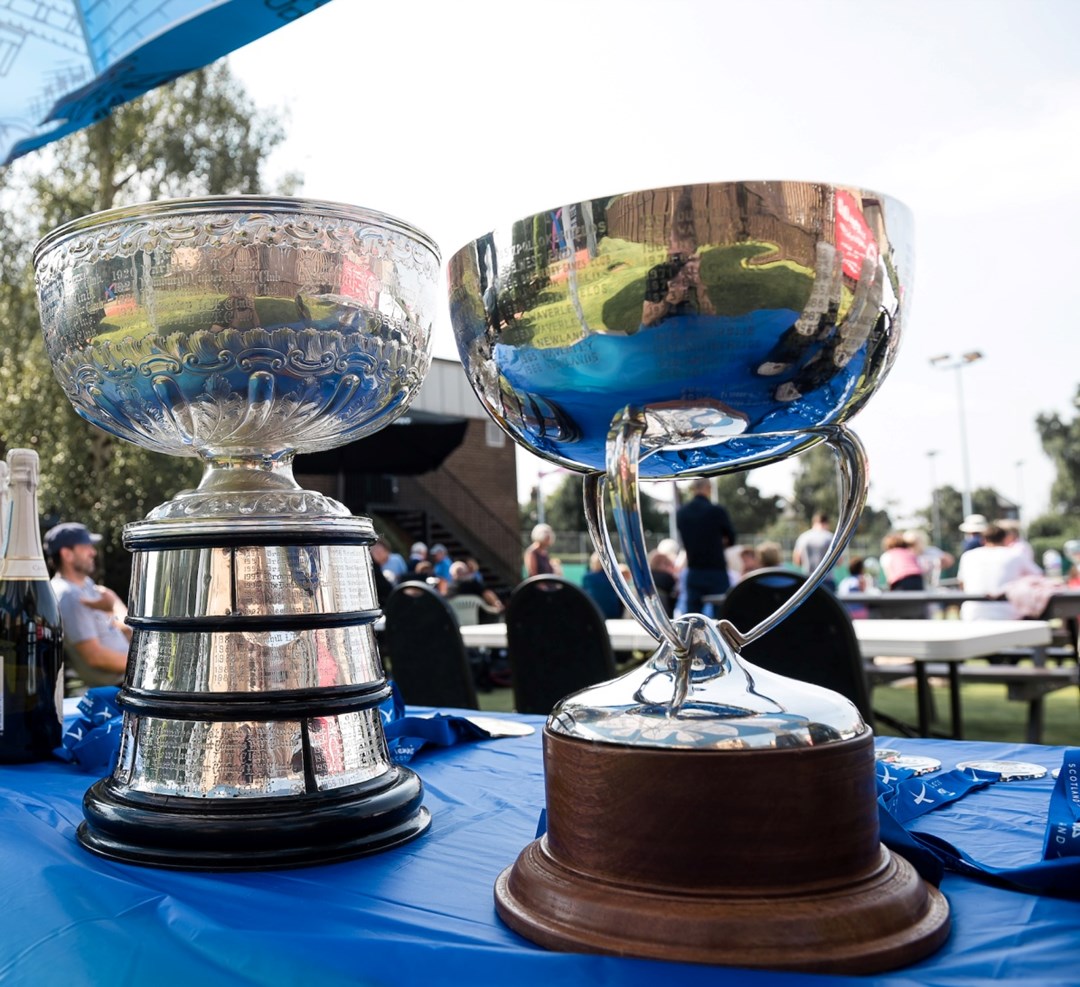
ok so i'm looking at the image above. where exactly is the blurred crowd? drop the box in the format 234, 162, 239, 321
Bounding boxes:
372, 537, 505, 615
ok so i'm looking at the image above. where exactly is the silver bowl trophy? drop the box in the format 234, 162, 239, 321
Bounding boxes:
449, 181, 949, 972
34, 197, 439, 868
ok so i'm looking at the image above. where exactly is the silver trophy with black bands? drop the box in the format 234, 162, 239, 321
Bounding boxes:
35, 196, 439, 868
448, 182, 948, 972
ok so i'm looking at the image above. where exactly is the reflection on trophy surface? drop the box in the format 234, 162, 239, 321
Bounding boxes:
449, 181, 949, 971
34, 196, 439, 868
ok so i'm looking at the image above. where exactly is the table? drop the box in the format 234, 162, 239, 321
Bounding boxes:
461, 619, 1055, 740
1, 714, 1077, 985
841, 588, 1080, 629
856, 619, 1054, 739
460, 618, 657, 653
839, 590, 989, 617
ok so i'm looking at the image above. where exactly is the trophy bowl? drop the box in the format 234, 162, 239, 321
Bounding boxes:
448, 182, 948, 971
35, 196, 440, 868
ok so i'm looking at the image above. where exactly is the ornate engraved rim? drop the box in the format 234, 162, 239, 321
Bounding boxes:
34, 194, 440, 266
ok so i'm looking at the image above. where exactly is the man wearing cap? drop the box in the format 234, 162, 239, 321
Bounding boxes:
44, 522, 130, 694
959, 514, 988, 554
430, 544, 453, 582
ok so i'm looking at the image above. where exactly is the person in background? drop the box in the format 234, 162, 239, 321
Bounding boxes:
407, 542, 428, 574
1064, 540, 1080, 588
367, 540, 396, 604
676, 477, 736, 613
880, 532, 925, 591
956, 523, 1037, 619
448, 559, 505, 613
904, 529, 954, 587
724, 545, 745, 588
996, 519, 1037, 568
582, 553, 623, 619
524, 523, 561, 577
739, 545, 764, 576
411, 559, 446, 595
648, 548, 678, 617
837, 557, 874, 619
755, 541, 783, 568
430, 543, 453, 582
792, 513, 833, 584
958, 514, 988, 554
44, 522, 129, 695
379, 539, 408, 584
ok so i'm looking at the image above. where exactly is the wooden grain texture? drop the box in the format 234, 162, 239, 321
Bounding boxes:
494, 729, 950, 973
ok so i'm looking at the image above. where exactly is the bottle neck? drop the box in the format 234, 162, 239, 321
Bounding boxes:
2, 453, 48, 580
0, 460, 9, 556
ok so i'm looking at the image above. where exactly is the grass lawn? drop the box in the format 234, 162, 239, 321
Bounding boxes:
478, 664, 1080, 746
870, 672, 1078, 746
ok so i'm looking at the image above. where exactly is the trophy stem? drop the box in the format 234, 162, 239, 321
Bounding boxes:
195, 449, 301, 493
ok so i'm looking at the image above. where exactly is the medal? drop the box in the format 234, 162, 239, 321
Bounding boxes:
956, 759, 1047, 781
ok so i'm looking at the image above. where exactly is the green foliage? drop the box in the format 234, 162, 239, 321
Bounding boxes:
708, 472, 783, 536
790, 444, 840, 523
923, 485, 1019, 556
0, 63, 294, 596
1036, 388, 1080, 516
537, 474, 671, 541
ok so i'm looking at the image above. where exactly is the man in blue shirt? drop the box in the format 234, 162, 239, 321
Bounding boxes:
676, 478, 736, 614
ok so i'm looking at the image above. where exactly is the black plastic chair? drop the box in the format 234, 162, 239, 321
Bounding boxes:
506, 575, 618, 715
382, 581, 479, 710
719, 567, 896, 732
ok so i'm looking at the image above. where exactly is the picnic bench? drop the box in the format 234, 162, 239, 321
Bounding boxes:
865, 658, 1078, 744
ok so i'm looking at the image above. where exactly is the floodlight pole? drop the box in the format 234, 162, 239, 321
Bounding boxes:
927, 450, 941, 546
930, 351, 984, 519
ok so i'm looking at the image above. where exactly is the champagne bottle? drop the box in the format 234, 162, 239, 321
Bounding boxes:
0, 461, 9, 553
0, 449, 64, 763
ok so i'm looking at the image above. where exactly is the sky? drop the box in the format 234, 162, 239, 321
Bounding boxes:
227, 0, 1080, 528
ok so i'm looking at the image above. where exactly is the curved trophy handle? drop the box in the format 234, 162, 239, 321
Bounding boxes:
583, 409, 686, 657
583, 414, 868, 662
716, 426, 868, 651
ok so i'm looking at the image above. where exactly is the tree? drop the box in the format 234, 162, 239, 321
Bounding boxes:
922, 484, 1014, 557
1036, 388, 1080, 516
0, 63, 295, 597
539, 474, 671, 541
787, 442, 896, 550
790, 444, 839, 523
708, 473, 783, 537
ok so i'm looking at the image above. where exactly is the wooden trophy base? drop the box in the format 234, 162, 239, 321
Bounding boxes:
495, 729, 949, 974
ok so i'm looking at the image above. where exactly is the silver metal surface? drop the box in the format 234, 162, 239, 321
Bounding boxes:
308, 710, 392, 791
34, 197, 438, 836
129, 543, 378, 619
34, 196, 439, 467
112, 709, 392, 798
115, 716, 308, 798
448, 181, 910, 479
448, 181, 912, 750
548, 614, 865, 749
127, 624, 382, 693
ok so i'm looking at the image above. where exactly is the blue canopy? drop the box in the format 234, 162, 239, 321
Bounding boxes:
1, 0, 329, 164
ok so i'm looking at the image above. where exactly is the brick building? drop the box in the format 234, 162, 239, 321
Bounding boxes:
296, 357, 521, 591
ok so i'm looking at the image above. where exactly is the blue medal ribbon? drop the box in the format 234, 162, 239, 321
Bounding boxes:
1042, 748, 1080, 860
878, 748, 1080, 899
877, 762, 998, 824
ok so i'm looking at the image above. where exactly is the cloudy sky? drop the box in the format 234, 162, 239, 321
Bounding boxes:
230, 0, 1080, 525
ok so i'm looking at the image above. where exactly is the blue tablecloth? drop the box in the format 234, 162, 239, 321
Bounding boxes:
1, 712, 1078, 986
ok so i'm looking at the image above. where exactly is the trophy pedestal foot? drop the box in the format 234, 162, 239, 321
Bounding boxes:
78, 766, 430, 870
494, 729, 949, 973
